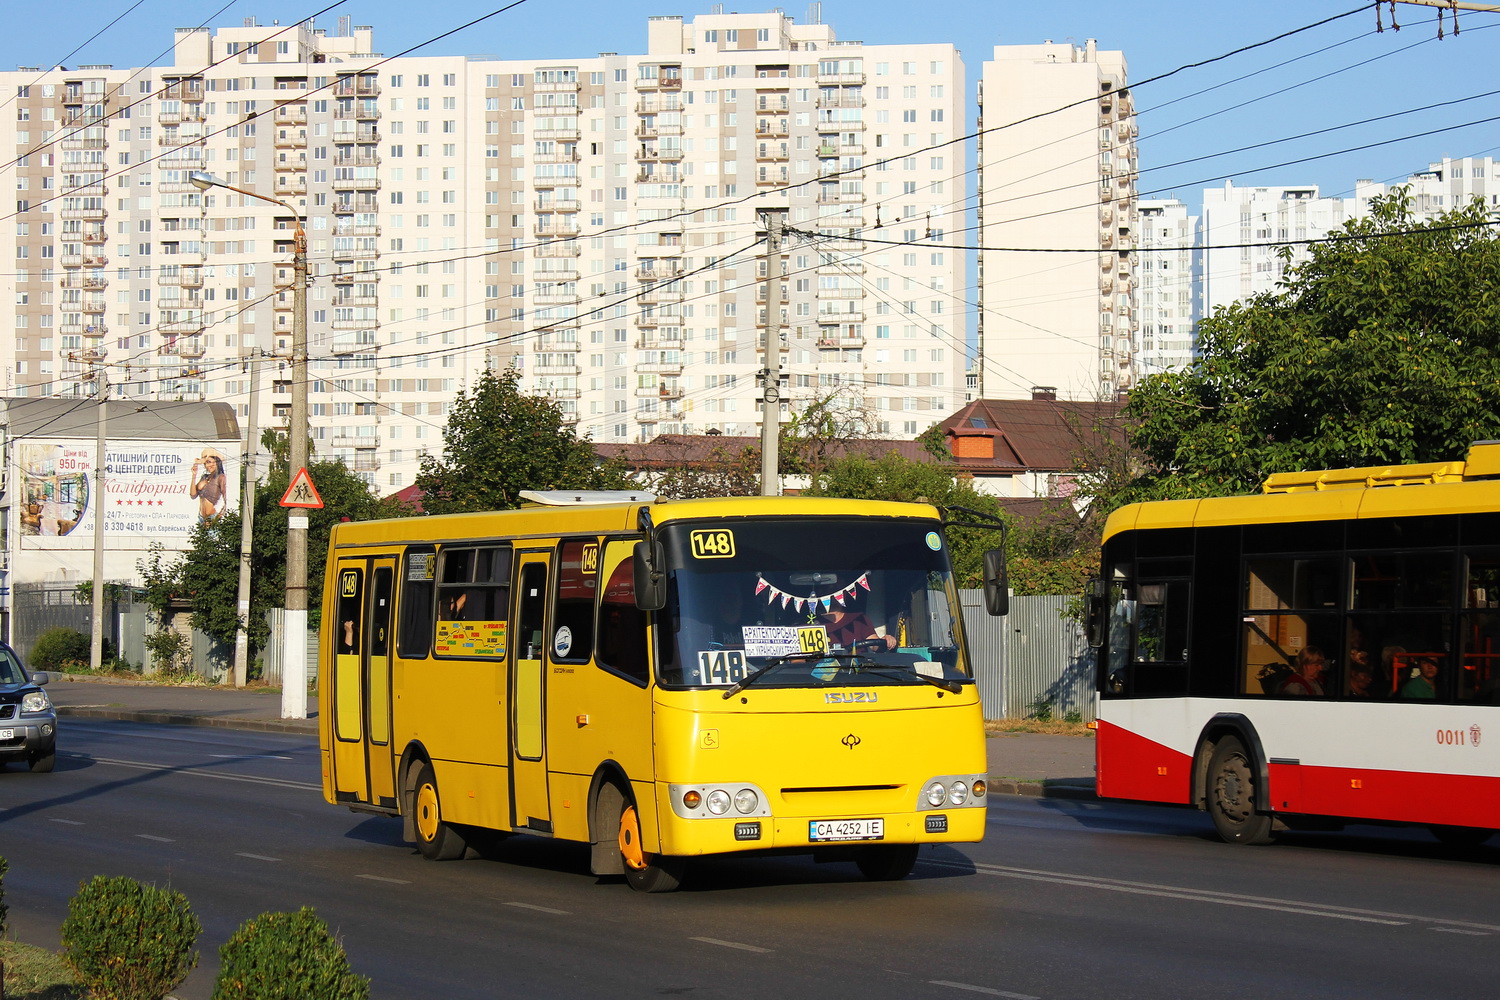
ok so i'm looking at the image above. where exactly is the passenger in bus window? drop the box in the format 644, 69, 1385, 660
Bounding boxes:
340, 619, 358, 655
820, 606, 897, 650
1279, 646, 1326, 696
1346, 664, 1373, 698
1401, 656, 1440, 699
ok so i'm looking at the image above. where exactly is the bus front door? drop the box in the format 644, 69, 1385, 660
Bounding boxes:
330, 557, 398, 809
510, 555, 552, 832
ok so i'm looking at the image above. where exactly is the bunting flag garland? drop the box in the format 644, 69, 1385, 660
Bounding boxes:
754, 572, 871, 613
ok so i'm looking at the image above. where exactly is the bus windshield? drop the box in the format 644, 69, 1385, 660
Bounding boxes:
656, 517, 970, 690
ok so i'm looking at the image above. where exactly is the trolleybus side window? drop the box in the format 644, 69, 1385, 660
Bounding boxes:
397, 546, 437, 658
1460, 550, 1500, 703
1349, 550, 1453, 699
597, 541, 649, 685
1241, 555, 1341, 697
551, 538, 600, 664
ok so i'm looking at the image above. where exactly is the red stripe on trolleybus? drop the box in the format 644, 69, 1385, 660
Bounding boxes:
1095, 720, 1192, 805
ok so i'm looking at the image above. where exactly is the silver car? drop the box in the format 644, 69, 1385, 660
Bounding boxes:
0, 644, 56, 772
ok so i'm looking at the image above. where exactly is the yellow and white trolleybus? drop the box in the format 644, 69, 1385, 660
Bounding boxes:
319, 491, 1005, 890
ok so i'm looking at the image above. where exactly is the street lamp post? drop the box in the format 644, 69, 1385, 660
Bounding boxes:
190, 171, 309, 719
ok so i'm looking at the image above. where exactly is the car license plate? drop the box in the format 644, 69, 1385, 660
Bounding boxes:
0, 729, 14, 740
808, 818, 884, 842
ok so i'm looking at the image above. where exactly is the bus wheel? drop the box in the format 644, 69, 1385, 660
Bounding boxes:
1205, 735, 1276, 845
855, 844, 919, 881
1430, 825, 1493, 848
617, 801, 685, 893
412, 762, 467, 861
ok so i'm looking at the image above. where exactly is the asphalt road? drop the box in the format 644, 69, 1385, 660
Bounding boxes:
3, 718, 1496, 999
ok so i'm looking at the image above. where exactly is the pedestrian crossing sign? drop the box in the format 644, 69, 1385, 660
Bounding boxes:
280, 467, 324, 509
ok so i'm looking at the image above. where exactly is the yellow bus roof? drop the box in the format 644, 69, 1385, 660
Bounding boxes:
329, 494, 945, 549
1102, 441, 1500, 544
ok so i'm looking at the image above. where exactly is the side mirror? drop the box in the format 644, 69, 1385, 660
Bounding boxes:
982, 547, 1008, 617
30, 671, 49, 686
1083, 578, 1105, 649
632, 539, 666, 612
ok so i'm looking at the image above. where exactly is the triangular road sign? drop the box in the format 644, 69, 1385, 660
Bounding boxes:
280, 467, 325, 509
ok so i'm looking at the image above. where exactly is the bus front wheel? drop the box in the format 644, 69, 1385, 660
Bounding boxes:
855, 844, 919, 881
1205, 735, 1276, 845
412, 761, 467, 861
617, 801, 685, 893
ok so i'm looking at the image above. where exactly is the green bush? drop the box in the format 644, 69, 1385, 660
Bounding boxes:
30, 627, 116, 671
60, 875, 200, 1000
212, 907, 369, 1000
0, 854, 8, 936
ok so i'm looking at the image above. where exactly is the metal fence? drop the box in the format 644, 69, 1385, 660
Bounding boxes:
962, 590, 1095, 722
260, 608, 320, 686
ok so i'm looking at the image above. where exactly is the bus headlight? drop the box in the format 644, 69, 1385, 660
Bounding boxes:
734, 788, 759, 814
948, 781, 969, 806
925, 781, 947, 808
706, 789, 732, 815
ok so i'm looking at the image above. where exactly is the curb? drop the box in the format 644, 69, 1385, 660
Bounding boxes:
988, 778, 1097, 800
56, 706, 318, 736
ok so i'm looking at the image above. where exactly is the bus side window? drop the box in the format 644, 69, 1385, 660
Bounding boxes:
552, 539, 599, 663
597, 542, 649, 685
396, 546, 436, 658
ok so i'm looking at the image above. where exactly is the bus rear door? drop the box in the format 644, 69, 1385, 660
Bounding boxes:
330, 555, 398, 809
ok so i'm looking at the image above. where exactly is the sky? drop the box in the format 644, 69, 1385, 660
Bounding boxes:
2, 0, 1494, 217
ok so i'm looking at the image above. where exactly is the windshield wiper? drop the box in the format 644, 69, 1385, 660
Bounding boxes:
720, 651, 859, 699
853, 665, 964, 694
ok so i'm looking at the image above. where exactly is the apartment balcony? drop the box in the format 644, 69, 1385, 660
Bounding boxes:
634, 408, 679, 423
333, 127, 381, 143
817, 260, 863, 275
157, 132, 205, 147
60, 275, 108, 291
333, 177, 381, 192
156, 108, 206, 125
332, 79, 380, 98
75, 347, 108, 363
330, 340, 376, 355
532, 150, 580, 165
273, 106, 308, 125
274, 157, 307, 172
532, 291, 579, 305
635, 75, 683, 90
334, 153, 380, 168
638, 287, 683, 305
333, 224, 382, 238
175, 340, 206, 359
816, 192, 864, 205
331, 318, 376, 332
333, 106, 381, 121
331, 246, 378, 261
330, 434, 380, 451
533, 363, 581, 377
634, 122, 684, 138
345, 455, 381, 472
816, 118, 865, 133
816, 335, 865, 349
163, 82, 204, 101
817, 309, 865, 324
79, 298, 107, 314
635, 99, 681, 114
532, 79, 580, 93
81, 231, 108, 247
637, 169, 683, 184
636, 360, 683, 375
536, 386, 580, 400
816, 287, 863, 300
332, 201, 379, 215
635, 314, 662, 328
274, 132, 307, 149
657, 385, 684, 401
756, 147, 790, 164
533, 222, 581, 238
755, 100, 790, 113
534, 197, 581, 213
816, 71, 865, 86
159, 319, 204, 334
637, 146, 684, 162
273, 180, 308, 197
531, 266, 578, 283
60, 208, 109, 222
754, 121, 790, 138
60, 136, 107, 151
534, 241, 581, 258
334, 294, 380, 308
62, 182, 107, 198
534, 125, 581, 140
816, 95, 865, 109
58, 323, 108, 337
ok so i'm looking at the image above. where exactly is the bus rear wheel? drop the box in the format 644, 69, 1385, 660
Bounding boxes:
1205, 735, 1276, 845
412, 761, 467, 861
617, 801, 685, 893
855, 844, 919, 881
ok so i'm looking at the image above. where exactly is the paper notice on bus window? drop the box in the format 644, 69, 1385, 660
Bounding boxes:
914, 660, 943, 679
407, 551, 433, 581
743, 626, 803, 658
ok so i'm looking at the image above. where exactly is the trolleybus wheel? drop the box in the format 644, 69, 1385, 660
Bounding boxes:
412, 761, 467, 861
854, 844, 919, 881
617, 800, 686, 893
1205, 735, 1276, 845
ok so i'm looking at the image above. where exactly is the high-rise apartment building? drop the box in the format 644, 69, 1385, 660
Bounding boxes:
0, 13, 967, 491
1354, 156, 1499, 218
1135, 198, 1197, 375
977, 40, 1136, 402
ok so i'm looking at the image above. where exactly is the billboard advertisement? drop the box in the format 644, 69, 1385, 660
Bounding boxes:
18, 440, 239, 548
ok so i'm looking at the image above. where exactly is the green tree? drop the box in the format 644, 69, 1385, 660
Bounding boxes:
804, 451, 1008, 587
1126, 191, 1500, 499
637, 441, 760, 499
415, 365, 630, 513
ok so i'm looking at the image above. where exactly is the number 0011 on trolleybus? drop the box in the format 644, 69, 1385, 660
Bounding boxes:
1088, 442, 1500, 847
318, 492, 1007, 890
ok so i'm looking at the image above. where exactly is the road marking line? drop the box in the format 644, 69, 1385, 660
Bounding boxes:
80, 756, 321, 792
356, 874, 410, 885
930, 981, 1040, 999
49, 818, 84, 826
1431, 927, 1489, 936
691, 937, 772, 954
504, 901, 569, 915
930, 859, 1500, 931
136, 834, 174, 843
210, 754, 293, 761
235, 853, 281, 862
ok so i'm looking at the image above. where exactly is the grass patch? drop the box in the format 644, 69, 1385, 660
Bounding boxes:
985, 718, 1094, 737
2, 940, 81, 999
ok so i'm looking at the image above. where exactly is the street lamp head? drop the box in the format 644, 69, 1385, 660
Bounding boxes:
188, 170, 222, 192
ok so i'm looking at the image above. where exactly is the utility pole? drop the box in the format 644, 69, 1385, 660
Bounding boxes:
758, 210, 786, 496
231, 352, 261, 688
89, 367, 108, 671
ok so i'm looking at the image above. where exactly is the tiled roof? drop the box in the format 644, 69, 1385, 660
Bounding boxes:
936, 398, 1125, 474
595, 434, 944, 468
